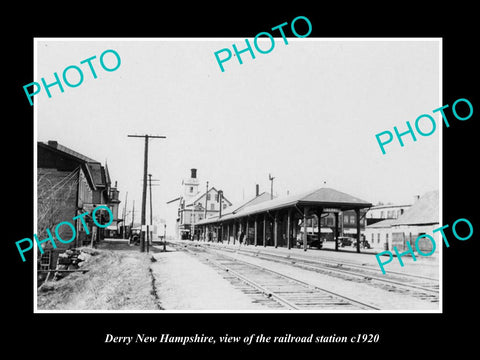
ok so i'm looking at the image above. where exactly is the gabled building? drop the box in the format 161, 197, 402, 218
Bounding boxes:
195, 187, 372, 252
167, 169, 232, 239
365, 203, 412, 226
365, 190, 439, 252
390, 190, 439, 253
37, 141, 121, 268
197, 184, 274, 243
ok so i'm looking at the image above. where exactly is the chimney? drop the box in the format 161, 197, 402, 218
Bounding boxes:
48, 140, 58, 148
114, 180, 117, 188
191, 168, 197, 179
255, 184, 259, 197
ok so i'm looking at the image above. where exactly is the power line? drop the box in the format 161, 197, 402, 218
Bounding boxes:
127, 134, 166, 253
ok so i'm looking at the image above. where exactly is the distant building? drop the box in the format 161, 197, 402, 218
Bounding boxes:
390, 190, 439, 253
195, 187, 372, 251
366, 203, 413, 226
364, 218, 397, 250
37, 141, 121, 269
365, 191, 439, 252
201, 184, 274, 243
167, 169, 232, 239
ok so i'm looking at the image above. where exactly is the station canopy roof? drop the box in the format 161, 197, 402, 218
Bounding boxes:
195, 187, 372, 225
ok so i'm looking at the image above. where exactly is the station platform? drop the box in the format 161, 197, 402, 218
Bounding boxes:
171, 238, 440, 280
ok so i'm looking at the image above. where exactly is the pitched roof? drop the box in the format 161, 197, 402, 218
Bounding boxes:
87, 162, 108, 187
366, 218, 398, 228
196, 187, 372, 225
185, 186, 219, 206
392, 190, 439, 226
232, 191, 274, 213
370, 204, 412, 210
45, 140, 98, 163
209, 191, 274, 219
38, 141, 99, 190
236, 187, 371, 216
185, 186, 233, 207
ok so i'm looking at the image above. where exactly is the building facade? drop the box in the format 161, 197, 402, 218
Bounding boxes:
195, 187, 373, 252
365, 191, 439, 252
298, 209, 368, 242
365, 203, 412, 226
168, 169, 232, 239
37, 140, 121, 269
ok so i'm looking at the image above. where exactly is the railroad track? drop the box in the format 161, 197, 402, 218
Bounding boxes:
186, 241, 440, 303
171, 242, 380, 311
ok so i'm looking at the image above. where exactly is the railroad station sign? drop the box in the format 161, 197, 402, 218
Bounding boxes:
323, 208, 341, 213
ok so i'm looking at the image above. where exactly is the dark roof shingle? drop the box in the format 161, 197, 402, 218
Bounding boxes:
196, 187, 372, 225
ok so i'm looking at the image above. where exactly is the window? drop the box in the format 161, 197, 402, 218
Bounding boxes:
350, 215, 356, 224
223, 204, 227, 209
386, 233, 389, 245
377, 233, 381, 243
371, 233, 374, 242
210, 203, 215, 210
207, 193, 211, 201
327, 217, 333, 226
215, 193, 219, 202
380, 211, 384, 218
39, 251, 51, 270
190, 186, 193, 193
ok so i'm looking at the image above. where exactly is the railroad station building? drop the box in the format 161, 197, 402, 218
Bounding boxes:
195, 187, 373, 253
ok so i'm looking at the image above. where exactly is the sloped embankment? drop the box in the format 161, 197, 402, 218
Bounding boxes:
37, 247, 162, 310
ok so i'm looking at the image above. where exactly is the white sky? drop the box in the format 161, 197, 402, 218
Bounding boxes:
36, 38, 441, 235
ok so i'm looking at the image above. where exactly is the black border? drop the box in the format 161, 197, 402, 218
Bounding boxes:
7, 5, 478, 354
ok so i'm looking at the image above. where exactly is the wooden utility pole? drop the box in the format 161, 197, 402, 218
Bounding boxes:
123, 192, 128, 239
147, 174, 160, 250
204, 181, 209, 218
127, 134, 166, 252
131, 200, 135, 228
192, 203, 195, 241
163, 224, 166, 252
148, 174, 153, 252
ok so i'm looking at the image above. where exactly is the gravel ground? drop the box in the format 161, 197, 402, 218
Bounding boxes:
37, 244, 160, 311
150, 246, 267, 311
36, 240, 439, 312
220, 251, 440, 311
198, 240, 440, 280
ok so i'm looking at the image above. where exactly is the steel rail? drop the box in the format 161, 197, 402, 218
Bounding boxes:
174, 242, 380, 310
203, 243, 439, 295
211, 251, 380, 310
